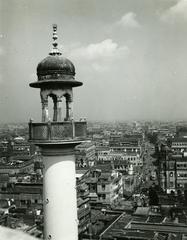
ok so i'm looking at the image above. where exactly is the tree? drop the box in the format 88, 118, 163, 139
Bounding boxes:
149, 186, 159, 206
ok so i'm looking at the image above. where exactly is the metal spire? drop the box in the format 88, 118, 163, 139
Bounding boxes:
49, 24, 62, 56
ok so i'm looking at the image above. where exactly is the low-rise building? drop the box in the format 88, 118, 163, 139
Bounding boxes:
86, 164, 123, 206
96, 147, 111, 162
0, 182, 43, 208
172, 137, 187, 154
96, 146, 143, 168
76, 142, 96, 168
110, 146, 143, 167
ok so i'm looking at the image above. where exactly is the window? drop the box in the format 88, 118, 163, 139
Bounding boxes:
170, 182, 174, 188
20, 200, 26, 205
101, 194, 106, 200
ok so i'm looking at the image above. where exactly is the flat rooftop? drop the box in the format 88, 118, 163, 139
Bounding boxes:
100, 211, 187, 240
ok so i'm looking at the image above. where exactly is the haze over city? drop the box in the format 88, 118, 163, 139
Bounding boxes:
1, 0, 187, 122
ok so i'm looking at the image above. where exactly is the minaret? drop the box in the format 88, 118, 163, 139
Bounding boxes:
29, 25, 87, 240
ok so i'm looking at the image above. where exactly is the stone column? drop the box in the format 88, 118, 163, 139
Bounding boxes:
69, 100, 73, 120
65, 96, 73, 121
56, 96, 62, 122
42, 99, 49, 122
53, 98, 57, 122
65, 99, 69, 121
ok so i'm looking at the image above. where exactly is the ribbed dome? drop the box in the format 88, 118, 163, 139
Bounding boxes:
37, 55, 75, 78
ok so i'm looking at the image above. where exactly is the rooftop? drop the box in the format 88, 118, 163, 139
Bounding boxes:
172, 137, 187, 143
76, 141, 95, 149
100, 212, 187, 240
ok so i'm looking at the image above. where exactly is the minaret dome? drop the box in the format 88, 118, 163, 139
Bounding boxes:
30, 24, 82, 88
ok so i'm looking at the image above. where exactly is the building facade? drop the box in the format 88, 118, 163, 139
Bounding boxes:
76, 142, 96, 168
86, 165, 123, 206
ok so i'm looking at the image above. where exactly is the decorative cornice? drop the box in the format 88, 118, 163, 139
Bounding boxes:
39, 144, 79, 156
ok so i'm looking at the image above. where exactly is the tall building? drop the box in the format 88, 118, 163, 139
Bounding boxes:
159, 152, 187, 194
29, 24, 87, 240
157, 126, 187, 193
76, 170, 91, 236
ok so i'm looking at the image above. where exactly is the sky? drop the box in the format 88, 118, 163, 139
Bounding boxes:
1, 0, 187, 123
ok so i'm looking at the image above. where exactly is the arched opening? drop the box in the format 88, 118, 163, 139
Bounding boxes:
47, 94, 67, 122
48, 94, 57, 121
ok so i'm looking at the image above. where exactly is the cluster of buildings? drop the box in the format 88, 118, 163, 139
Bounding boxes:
0, 120, 147, 239
1, 110, 187, 239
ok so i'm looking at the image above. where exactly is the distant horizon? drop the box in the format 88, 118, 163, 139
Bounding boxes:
1, 119, 187, 126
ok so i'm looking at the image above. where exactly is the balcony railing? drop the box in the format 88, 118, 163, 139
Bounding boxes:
29, 120, 87, 142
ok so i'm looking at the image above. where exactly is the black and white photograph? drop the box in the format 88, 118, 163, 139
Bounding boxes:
1, 0, 187, 239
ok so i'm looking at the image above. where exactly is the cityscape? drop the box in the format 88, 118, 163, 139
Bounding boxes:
1, 0, 187, 240
1, 120, 187, 240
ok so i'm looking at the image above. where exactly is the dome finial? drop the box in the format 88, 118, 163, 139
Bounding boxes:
49, 24, 62, 56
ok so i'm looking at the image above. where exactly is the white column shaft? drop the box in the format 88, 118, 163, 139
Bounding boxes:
43, 154, 78, 240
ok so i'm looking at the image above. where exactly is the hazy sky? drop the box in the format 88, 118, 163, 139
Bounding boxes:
1, 0, 187, 123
